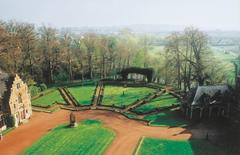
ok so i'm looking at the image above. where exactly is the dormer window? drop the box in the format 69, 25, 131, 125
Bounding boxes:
17, 83, 20, 89
18, 94, 22, 103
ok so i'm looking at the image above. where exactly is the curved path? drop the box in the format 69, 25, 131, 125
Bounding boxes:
0, 110, 191, 155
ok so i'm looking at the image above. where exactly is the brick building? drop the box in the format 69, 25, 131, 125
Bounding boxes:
0, 69, 32, 131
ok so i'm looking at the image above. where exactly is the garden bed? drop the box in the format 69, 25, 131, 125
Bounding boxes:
102, 86, 155, 108
31, 90, 66, 107
67, 85, 96, 106
132, 93, 178, 114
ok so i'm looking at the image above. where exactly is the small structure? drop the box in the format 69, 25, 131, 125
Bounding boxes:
118, 67, 154, 83
182, 85, 232, 120
69, 112, 77, 127
0, 69, 32, 130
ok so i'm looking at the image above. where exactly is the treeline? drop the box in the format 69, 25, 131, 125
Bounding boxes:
163, 28, 230, 92
0, 20, 230, 91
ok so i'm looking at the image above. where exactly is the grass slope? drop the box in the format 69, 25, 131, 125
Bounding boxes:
68, 85, 95, 105
136, 138, 226, 155
133, 93, 178, 113
144, 110, 188, 127
32, 89, 65, 107
102, 86, 155, 108
22, 119, 115, 155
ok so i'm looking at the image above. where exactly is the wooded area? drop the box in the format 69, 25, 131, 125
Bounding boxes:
0, 20, 234, 91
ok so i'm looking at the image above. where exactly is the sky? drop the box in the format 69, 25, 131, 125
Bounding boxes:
0, 0, 240, 30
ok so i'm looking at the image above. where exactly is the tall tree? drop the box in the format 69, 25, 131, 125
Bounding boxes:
39, 26, 60, 83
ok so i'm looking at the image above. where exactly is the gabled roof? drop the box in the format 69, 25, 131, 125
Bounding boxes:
192, 85, 230, 106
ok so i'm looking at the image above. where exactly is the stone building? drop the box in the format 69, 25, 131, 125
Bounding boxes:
0, 69, 32, 130
182, 85, 232, 120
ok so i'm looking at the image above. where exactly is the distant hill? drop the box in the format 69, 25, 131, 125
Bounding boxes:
59, 24, 186, 35
59, 24, 240, 39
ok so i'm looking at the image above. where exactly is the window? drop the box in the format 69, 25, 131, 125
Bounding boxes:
18, 94, 22, 103
17, 83, 20, 89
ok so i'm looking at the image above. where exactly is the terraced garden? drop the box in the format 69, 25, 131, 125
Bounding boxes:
32, 89, 66, 107
132, 93, 178, 114
136, 138, 225, 155
22, 119, 115, 155
143, 110, 188, 127
67, 85, 95, 106
102, 86, 155, 108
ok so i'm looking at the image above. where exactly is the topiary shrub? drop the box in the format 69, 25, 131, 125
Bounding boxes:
39, 83, 47, 91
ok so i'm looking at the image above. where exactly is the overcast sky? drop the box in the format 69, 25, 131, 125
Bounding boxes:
0, 0, 240, 30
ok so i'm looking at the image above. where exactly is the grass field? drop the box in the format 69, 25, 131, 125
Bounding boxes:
102, 86, 155, 108
136, 138, 226, 155
133, 93, 178, 113
22, 119, 115, 155
32, 89, 65, 107
143, 110, 188, 127
68, 85, 95, 105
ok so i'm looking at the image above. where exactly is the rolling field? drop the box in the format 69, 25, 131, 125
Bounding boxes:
133, 93, 178, 113
22, 119, 115, 155
68, 85, 95, 105
136, 138, 225, 155
32, 89, 65, 107
102, 86, 155, 108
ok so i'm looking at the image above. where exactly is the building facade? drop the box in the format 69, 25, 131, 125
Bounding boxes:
0, 70, 32, 130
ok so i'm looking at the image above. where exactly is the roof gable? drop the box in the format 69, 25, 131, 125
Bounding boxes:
192, 85, 230, 106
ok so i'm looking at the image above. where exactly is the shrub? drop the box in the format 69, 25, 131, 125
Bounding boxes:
6, 115, 16, 127
39, 83, 47, 91
29, 85, 41, 97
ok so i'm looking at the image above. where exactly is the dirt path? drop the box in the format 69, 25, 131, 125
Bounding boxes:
0, 110, 191, 155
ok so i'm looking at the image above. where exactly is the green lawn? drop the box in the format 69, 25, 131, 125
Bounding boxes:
102, 86, 155, 108
22, 119, 115, 155
68, 85, 95, 106
136, 138, 226, 155
133, 93, 178, 113
32, 89, 65, 107
143, 110, 188, 127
